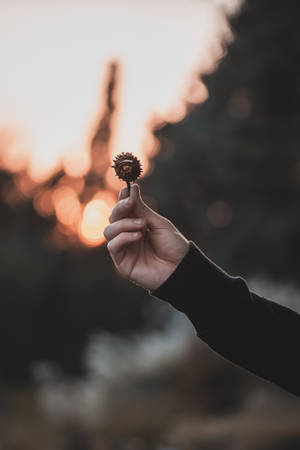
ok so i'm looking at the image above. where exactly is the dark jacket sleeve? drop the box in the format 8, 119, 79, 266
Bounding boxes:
151, 241, 300, 397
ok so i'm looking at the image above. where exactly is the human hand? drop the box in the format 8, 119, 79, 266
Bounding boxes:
104, 184, 189, 291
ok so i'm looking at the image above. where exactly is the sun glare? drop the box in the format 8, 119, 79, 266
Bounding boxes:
0, 0, 239, 246
79, 199, 112, 247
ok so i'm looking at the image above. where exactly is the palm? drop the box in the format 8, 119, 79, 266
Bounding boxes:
117, 228, 182, 290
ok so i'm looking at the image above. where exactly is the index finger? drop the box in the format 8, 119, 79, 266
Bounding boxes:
109, 195, 134, 224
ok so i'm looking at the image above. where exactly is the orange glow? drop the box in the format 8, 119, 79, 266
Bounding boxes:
79, 199, 111, 247
104, 167, 124, 192
56, 175, 85, 195
92, 189, 116, 207
0, 1, 236, 180
63, 151, 91, 178
185, 80, 209, 105
0, 128, 28, 172
0, 1, 240, 246
33, 190, 54, 217
52, 187, 81, 227
14, 173, 39, 198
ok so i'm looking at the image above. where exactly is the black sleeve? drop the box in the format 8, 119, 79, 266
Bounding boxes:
151, 241, 300, 397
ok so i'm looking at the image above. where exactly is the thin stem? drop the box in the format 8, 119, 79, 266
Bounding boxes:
126, 181, 131, 197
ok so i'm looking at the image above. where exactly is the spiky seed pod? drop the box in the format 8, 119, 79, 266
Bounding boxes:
112, 152, 142, 195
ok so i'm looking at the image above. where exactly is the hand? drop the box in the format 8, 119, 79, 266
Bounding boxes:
104, 184, 189, 291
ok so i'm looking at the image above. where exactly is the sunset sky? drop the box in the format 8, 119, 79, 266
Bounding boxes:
0, 0, 240, 182
0, 0, 241, 246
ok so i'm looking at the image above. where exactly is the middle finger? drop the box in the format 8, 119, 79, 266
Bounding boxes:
104, 217, 145, 241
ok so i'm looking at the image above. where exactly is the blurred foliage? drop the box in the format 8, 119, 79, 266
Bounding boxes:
1, 0, 300, 448
0, 0, 299, 384
0, 169, 154, 383
144, 0, 300, 283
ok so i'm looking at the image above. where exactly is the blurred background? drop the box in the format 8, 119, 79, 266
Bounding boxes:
1, 0, 300, 448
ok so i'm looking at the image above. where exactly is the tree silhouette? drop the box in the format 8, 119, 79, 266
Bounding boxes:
0, 62, 151, 384
144, 0, 300, 283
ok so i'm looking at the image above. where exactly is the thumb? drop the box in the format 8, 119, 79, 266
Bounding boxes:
131, 184, 171, 229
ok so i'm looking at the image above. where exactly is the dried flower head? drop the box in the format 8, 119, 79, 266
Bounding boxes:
112, 152, 142, 195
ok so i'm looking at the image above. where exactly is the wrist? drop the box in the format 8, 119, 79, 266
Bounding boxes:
148, 238, 190, 292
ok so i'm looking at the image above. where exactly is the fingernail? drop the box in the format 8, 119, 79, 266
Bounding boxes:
133, 232, 140, 238
134, 218, 143, 224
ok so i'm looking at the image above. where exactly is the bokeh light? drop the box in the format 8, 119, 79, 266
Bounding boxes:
0, 0, 240, 246
79, 198, 113, 247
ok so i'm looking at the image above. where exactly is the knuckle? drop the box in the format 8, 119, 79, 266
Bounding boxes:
103, 226, 110, 240
107, 241, 114, 255
119, 231, 131, 243
116, 220, 128, 233
118, 231, 126, 241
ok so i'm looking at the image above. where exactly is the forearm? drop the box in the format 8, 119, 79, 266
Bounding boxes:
151, 242, 300, 396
